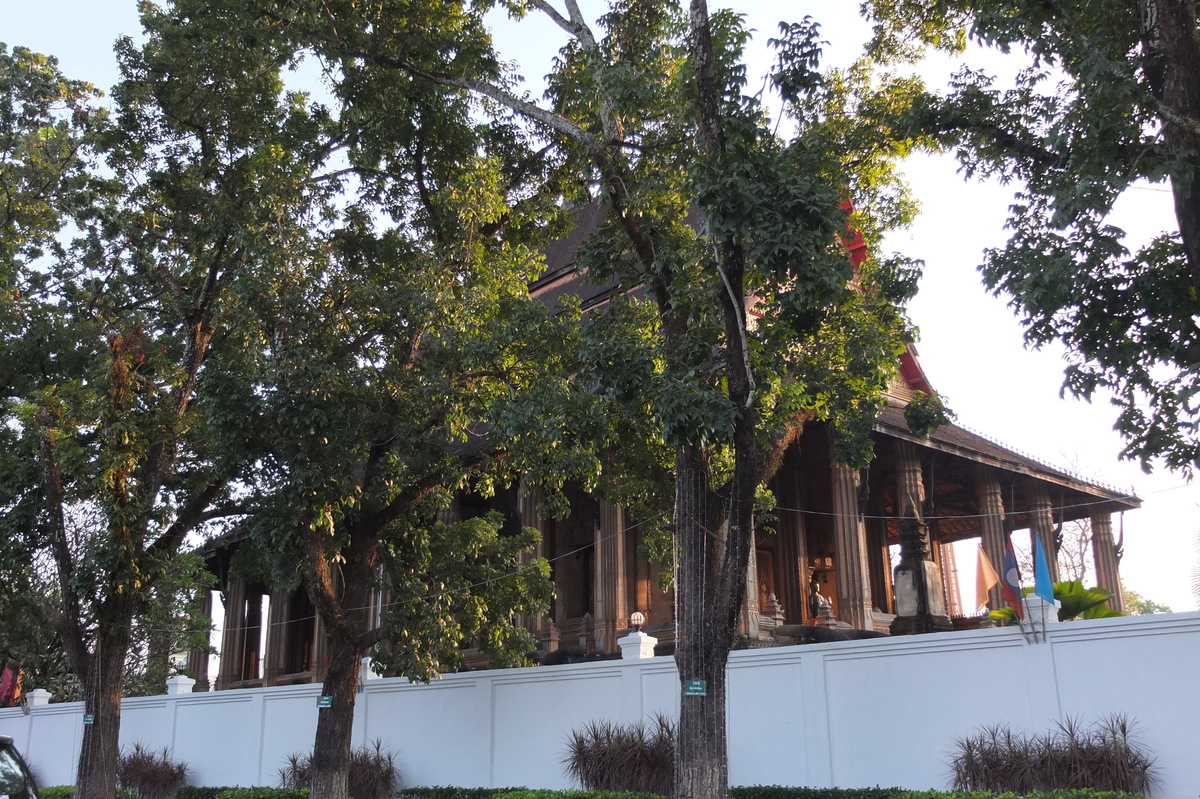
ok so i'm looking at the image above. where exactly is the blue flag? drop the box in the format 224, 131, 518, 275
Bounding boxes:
1033, 535, 1056, 605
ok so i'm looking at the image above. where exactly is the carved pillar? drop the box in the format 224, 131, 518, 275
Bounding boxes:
215, 580, 246, 690
1091, 510, 1125, 613
1027, 484, 1060, 582
890, 440, 951, 635
262, 589, 288, 686
831, 463, 873, 630
187, 589, 213, 691
594, 499, 628, 652
974, 465, 1007, 612
777, 468, 809, 622
866, 483, 893, 616
739, 542, 762, 639
517, 482, 550, 644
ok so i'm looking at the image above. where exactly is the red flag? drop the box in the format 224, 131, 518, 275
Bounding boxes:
0, 663, 14, 707
1001, 539, 1024, 621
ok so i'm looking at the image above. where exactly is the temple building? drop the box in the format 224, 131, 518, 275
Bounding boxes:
193, 204, 1139, 690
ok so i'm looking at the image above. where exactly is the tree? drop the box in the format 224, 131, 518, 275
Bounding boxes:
225, 5, 927, 799
126, 3, 575, 797
0, 30, 331, 798
1122, 586, 1172, 614
0, 45, 104, 278
1015, 518, 1092, 584
863, 0, 1200, 473
141, 4, 929, 799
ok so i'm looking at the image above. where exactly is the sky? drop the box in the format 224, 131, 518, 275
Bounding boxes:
3, 0, 1197, 613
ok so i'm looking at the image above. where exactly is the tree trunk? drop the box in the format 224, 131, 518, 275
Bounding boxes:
309, 631, 363, 799
75, 621, 133, 799
672, 445, 746, 799
1136, 0, 1200, 295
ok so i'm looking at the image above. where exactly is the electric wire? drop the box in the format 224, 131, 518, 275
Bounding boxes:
52, 478, 1193, 640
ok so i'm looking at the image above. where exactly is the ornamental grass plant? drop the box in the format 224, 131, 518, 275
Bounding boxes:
561, 715, 674, 796
116, 743, 189, 799
950, 715, 1156, 794
277, 739, 399, 799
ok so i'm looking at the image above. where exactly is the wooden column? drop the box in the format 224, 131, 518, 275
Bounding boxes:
594, 499, 628, 652
1091, 510, 1125, 613
187, 589, 213, 692
517, 483, 550, 645
778, 467, 809, 622
866, 482, 893, 617
890, 440, 951, 634
263, 590, 288, 686
215, 580, 246, 690
895, 441, 925, 525
974, 464, 1007, 612
1027, 484, 1060, 582
831, 462, 873, 630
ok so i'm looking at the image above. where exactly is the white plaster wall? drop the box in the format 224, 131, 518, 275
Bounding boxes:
3, 612, 1197, 798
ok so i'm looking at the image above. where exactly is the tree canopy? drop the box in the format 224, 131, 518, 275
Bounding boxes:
864, 0, 1200, 473
4, 3, 948, 798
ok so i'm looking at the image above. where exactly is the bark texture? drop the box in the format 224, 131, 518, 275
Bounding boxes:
1136, 0, 1200, 294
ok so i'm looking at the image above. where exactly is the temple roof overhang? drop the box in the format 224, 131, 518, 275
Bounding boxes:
870, 403, 1139, 540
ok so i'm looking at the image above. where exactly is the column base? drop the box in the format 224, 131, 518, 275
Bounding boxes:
889, 613, 954, 636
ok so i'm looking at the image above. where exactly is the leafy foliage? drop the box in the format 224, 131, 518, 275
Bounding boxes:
903, 391, 955, 439
1120, 587, 1171, 616
115, 2, 575, 797
396, 789, 527, 799
863, 0, 1200, 473
1, 30, 294, 796
989, 580, 1122, 623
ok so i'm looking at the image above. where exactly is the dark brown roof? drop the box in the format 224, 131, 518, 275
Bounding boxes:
873, 404, 1140, 515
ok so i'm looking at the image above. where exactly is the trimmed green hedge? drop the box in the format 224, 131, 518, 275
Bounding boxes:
496, 791, 663, 799
38, 789, 73, 799
899, 792, 1143, 799
176, 788, 243, 799
733, 789, 899, 799
398, 789, 527, 799
34, 786, 1148, 799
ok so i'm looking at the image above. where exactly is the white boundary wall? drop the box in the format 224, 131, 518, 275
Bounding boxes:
3, 612, 1198, 797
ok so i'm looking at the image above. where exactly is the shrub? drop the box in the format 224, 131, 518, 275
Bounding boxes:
216, 790, 310, 799
278, 739, 399, 799
39, 789, 73, 799
177, 789, 238, 799
732, 789, 900, 799
497, 792, 665, 799
561, 715, 674, 796
398, 789, 525, 799
117, 744, 190, 799
902, 791, 1143, 799
39, 789, 137, 799
949, 715, 1156, 793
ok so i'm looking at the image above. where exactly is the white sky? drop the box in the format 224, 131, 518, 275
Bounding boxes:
3, 0, 1196, 612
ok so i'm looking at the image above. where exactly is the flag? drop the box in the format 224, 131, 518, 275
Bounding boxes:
1034, 535, 1057, 605
0, 663, 14, 707
975, 544, 1000, 612
1001, 538, 1024, 620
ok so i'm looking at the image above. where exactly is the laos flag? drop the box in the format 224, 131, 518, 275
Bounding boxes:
1001, 538, 1024, 621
